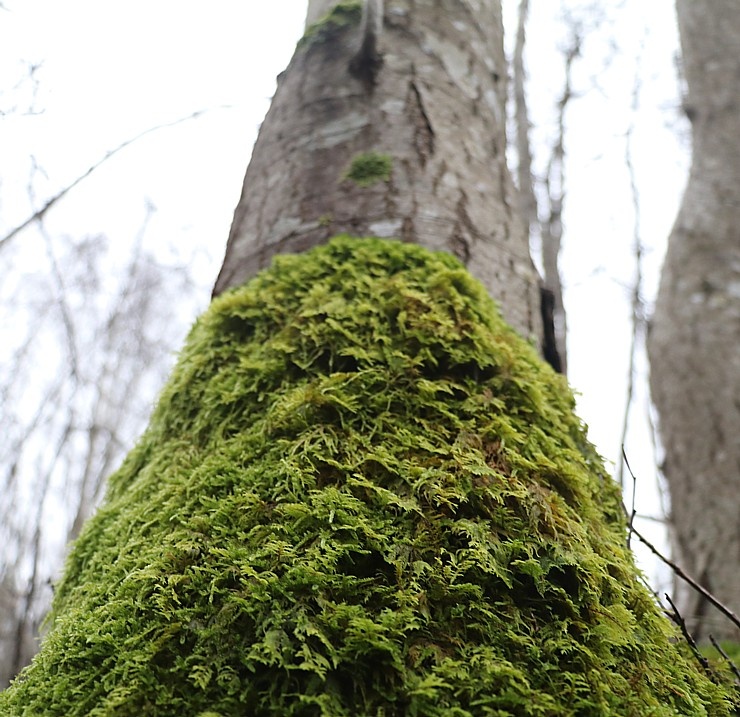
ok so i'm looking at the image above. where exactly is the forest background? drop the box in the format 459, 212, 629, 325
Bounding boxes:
0, 0, 688, 686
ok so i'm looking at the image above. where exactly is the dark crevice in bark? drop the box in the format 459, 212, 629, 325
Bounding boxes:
349, 45, 383, 87
453, 193, 474, 264
349, 0, 384, 87
409, 80, 435, 167
540, 286, 564, 374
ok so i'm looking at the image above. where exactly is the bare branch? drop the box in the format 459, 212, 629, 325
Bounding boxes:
617, 55, 647, 489
665, 593, 715, 678
0, 106, 234, 252
40, 225, 80, 380
630, 525, 740, 633
708, 635, 740, 683
622, 447, 637, 550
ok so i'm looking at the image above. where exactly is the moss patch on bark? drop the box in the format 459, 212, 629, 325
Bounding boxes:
344, 152, 393, 187
2, 237, 736, 715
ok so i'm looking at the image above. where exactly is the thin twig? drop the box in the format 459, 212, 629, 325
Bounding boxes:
631, 525, 740, 633
665, 594, 714, 678
617, 53, 646, 489
0, 106, 235, 251
40, 224, 80, 380
709, 634, 740, 683
622, 447, 637, 550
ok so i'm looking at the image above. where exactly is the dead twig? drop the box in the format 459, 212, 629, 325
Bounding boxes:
622, 447, 637, 550
665, 593, 715, 678
709, 634, 740, 683
630, 525, 740, 634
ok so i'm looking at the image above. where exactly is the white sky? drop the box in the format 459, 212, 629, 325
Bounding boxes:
0, 0, 687, 586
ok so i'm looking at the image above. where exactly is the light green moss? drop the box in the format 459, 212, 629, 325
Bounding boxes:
298, 1, 363, 50
1, 237, 737, 715
344, 151, 393, 187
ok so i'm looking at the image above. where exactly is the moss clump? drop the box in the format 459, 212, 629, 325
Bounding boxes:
344, 151, 393, 187
298, 1, 363, 50
2, 237, 736, 715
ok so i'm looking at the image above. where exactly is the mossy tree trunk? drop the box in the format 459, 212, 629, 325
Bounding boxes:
1, 2, 738, 715
214, 0, 545, 350
648, 0, 740, 644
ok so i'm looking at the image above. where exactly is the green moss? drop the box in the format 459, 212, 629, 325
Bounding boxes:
298, 1, 363, 50
344, 151, 393, 187
2, 237, 737, 715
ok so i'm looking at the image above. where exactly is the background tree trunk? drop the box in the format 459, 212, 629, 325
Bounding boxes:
648, 0, 740, 642
214, 0, 544, 347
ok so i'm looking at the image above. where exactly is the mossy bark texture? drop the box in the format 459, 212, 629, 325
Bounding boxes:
2, 238, 735, 715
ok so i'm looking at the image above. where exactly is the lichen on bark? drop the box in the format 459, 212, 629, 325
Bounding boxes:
1, 238, 736, 715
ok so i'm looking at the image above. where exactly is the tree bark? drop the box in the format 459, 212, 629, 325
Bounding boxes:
648, 0, 740, 642
214, 0, 543, 345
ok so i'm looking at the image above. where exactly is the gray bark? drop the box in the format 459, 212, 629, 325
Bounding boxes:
648, 0, 740, 642
215, 0, 543, 345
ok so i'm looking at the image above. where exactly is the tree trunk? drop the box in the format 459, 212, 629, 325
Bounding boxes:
1, 2, 737, 714
214, 0, 543, 346
648, 0, 740, 643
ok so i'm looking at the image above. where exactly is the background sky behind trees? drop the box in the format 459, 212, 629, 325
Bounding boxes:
0, 1, 689, 671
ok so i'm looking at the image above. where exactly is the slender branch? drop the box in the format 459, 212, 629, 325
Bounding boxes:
0, 106, 234, 251
40, 225, 80, 380
617, 56, 646, 489
709, 634, 740, 683
631, 524, 740, 633
622, 447, 637, 550
633, 513, 667, 524
665, 593, 714, 678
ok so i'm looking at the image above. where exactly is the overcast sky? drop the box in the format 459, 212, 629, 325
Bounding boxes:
1, 0, 687, 583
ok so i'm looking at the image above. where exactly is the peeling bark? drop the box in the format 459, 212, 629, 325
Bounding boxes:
648, 0, 740, 642
214, 0, 543, 345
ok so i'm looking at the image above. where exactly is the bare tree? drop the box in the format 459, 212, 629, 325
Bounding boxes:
510, 0, 581, 375
0, 219, 194, 686
0, 45, 213, 684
